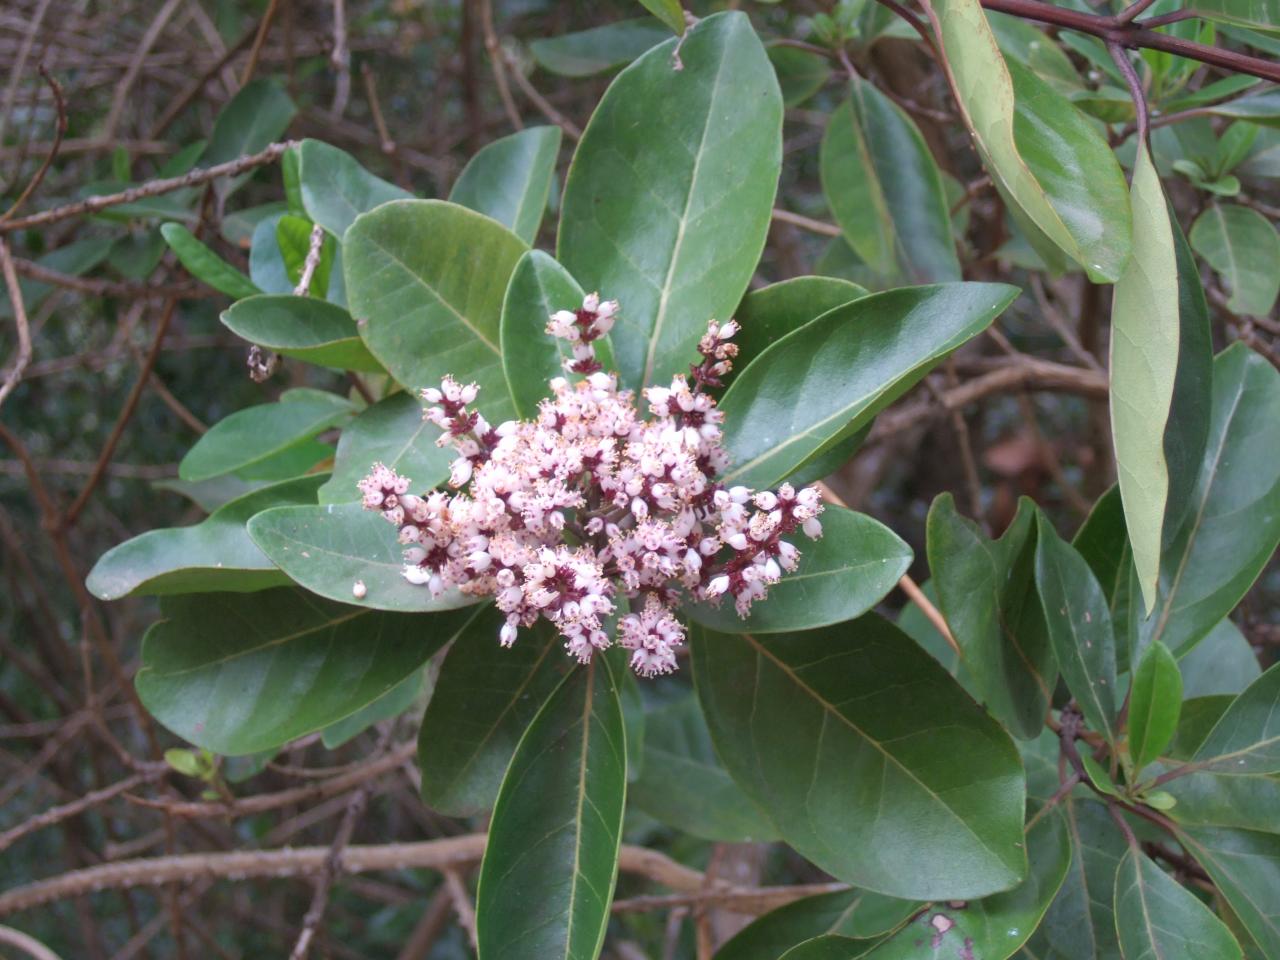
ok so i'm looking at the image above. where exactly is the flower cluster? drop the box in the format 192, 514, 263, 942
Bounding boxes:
358, 295, 823, 677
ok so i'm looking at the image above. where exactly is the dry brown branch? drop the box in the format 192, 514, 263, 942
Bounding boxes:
771, 208, 842, 237
100, 0, 186, 144
0, 836, 708, 917
0, 66, 65, 223
0, 924, 64, 960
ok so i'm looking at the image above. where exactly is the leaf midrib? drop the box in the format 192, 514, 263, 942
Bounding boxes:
740, 631, 1014, 871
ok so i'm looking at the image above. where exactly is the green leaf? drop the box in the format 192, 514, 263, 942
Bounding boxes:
693, 614, 1027, 900
1135, 345, 1280, 658
1180, 620, 1262, 699
317, 392, 452, 505
160, 223, 261, 299
476, 658, 626, 960
1190, 203, 1280, 318
629, 694, 777, 843
449, 127, 562, 245
297, 139, 411, 239
851, 808, 1070, 960
683, 505, 911, 634
419, 615, 570, 816
1192, 662, 1280, 775
137, 589, 479, 755
322, 667, 425, 749
927, 495, 1055, 740
1177, 826, 1280, 958
637, 0, 685, 34
558, 11, 782, 390
277, 214, 334, 298
249, 213, 292, 295
1203, 88, 1280, 128
247, 502, 481, 613
344, 199, 527, 421
87, 475, 325, 600
720, 283, 1017, 489
220, 295, 382, 372
530, 18, 670, 77
987, 13, 1083, 95
1114, 848, 1243, 960
1111, 144, 1181, 614
768, 44, 831, 107
178, 392, 352, 482
923, 0, 1132, 280
203, 78, 296, 200
1193, 0, 1280, 34
718, 892, 917, 960
819, 76, 960, 283
732, 276, 867, 373
1022, 797, 1127, 960
1071, 486, 1133, 625
1129, 641, 1183, 773
499, 250, 616, 418
1034, 514, 1119, 742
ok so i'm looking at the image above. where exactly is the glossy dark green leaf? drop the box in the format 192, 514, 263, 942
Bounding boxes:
1021, 797, 1127, 960
897, 578, 981, 699
178, 392, 352, 482
558, 11, 782, 390
693, 615, 1027, 900
1114, 848, 1243, 960
1035, 514, 1119, 742
720, 284, 1017, 489
419, 615, 571, 816
1192, 662, 1280, 775
221, 295, 382, 372
1111, 144, 1181, 614
476, 658, 626, 960
1072, 486, 1132, 614
450, 127, 562, 244
629, 694, 776, 843
499, 250, 616, 418
529, 18, 669, 77
732, 276, 867, 373
927, 495, 1055, 740
684, 505, 911, 634
321, 667, 425, 749
987, 13, 1082, 94
1129, 641, 1183, 773
717, 889, 919, 960
820, 77, 960, 284
160, 223, 260, 299
850, 809, 1069, 960
297, 138, 411, 239
203, 78, 296, 200
1180, 619, 1261, 699
1162, 217, 1215, 547
248, 502, 480, 613
924, 0, 1132, 281
1134, 345, 1280, 658
1190, 203, 1280, 317
137, 589, 479, 755
317, 392, 451, 505
768, 44, 831, 107
1177, 826, 1280, 958
235, 435, 334, 483
344, 199, 526, 421
87, 475, 324, 600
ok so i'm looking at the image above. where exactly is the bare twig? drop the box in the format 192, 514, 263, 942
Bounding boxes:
479, 0, 523, 131
0, 141, 296, 233
293, 223, 327, 296
505, 54, 582, 139
771, 208, 842, 237
442, 871, 478, 950
329, 0, 351, 116
0, 66, 65, 223
0, 238, 32, 411
0, 925, 64, 960
1108, 42, 1150, 146
241, 0, 283, 86
0, 837, 707, 917
101, 0, 186, 144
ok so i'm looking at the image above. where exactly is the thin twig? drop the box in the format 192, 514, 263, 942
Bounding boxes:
0, 925, 64, 960
442, 871, 478, 950
329, 0, 351, 117
771, 208, 841, 237
0, 140, 295, 233
1109, 42, 1150, 146
505, 53, 581, 139
293, 223, 327, 296
479, 0, 523, 131
241, 0, 283, 86
0, 66, 65, 223
0, 238, 32, 411
101, 0, 186, 144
